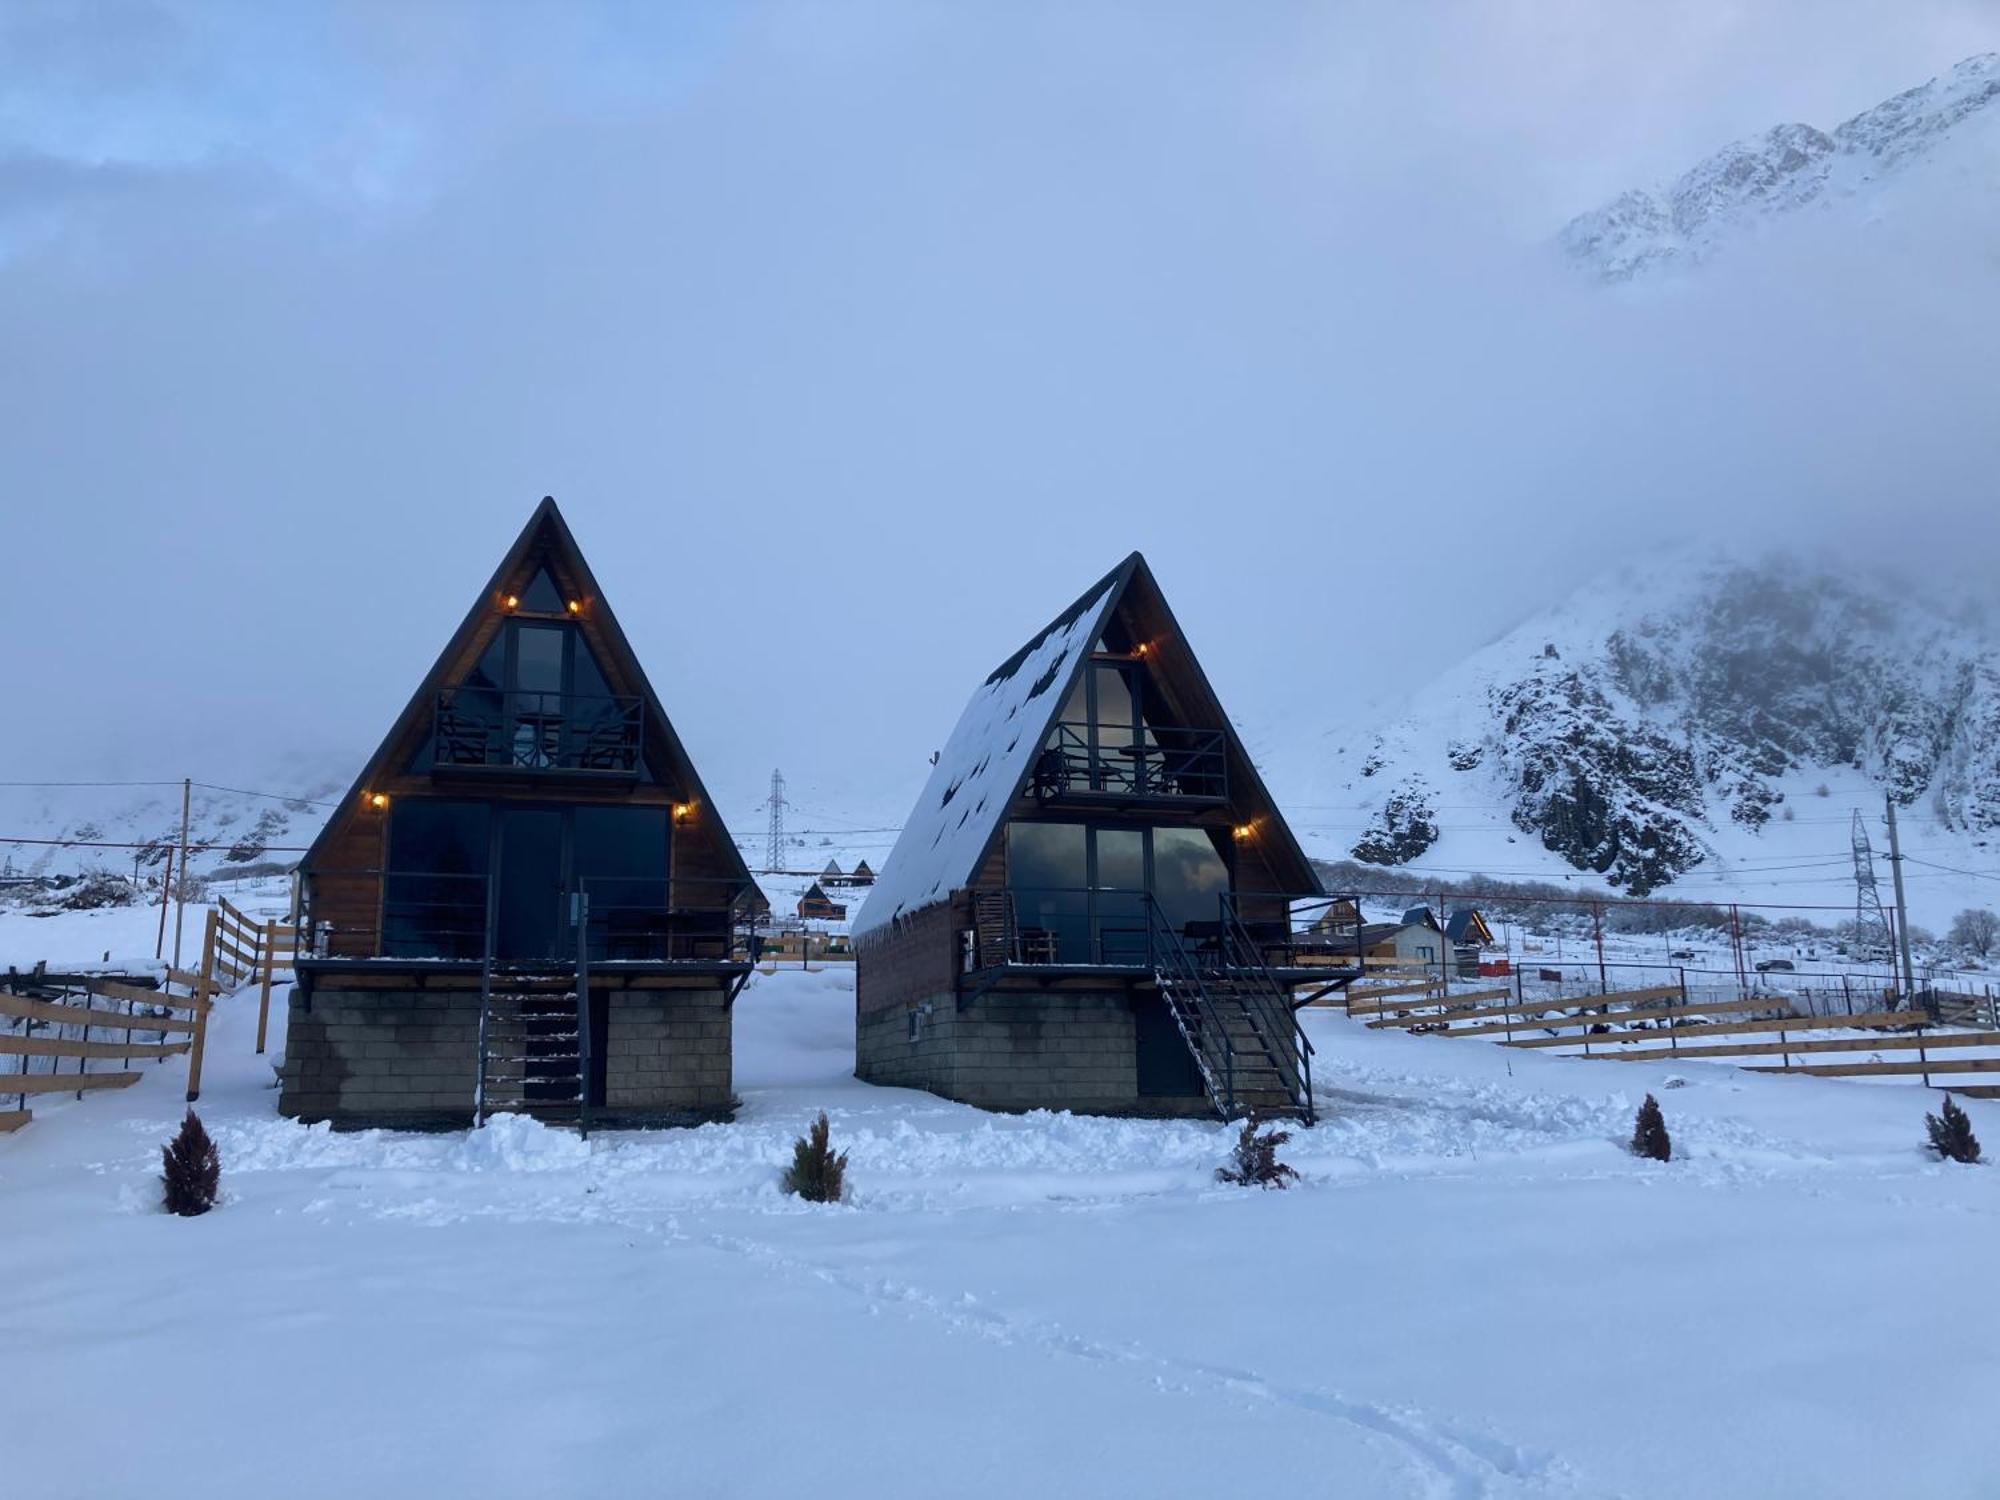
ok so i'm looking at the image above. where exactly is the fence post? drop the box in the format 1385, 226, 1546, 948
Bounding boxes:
186, 908, 218, 1103
256, 921, 278, 1056
1593, 903, 1607, 995
1671, 967, 1685, 1055
154, 844, 173, 962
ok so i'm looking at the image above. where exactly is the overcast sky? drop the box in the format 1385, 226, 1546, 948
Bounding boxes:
4, 0, 1997, 834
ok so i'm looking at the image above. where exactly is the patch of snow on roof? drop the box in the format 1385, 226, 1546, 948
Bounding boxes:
854, 581, 1117, 936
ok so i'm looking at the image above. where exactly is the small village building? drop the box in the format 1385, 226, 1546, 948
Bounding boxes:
1445, 907, 1497, 978
282, 498, 765, 1131
853, 553, 1334, 1122
797, 882, 848, 921
848, 859, 876, 887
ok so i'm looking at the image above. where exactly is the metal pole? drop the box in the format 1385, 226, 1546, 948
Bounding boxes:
154, 843, 173, 961
1593, 902, 1607, 995
171, 778, 192, 970
1730, 904, 1746, 993
1884, 795, 1919, 1011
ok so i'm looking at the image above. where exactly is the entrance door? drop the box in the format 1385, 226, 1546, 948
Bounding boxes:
495, 809, 565, 961
1135, 995, 1205, 1098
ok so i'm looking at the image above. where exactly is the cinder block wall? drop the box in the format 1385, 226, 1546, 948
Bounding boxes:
279, 988, 482, 1129
604, 986, 733, 1122
856, 900, 1209, 1117
279, 982, 736, 1130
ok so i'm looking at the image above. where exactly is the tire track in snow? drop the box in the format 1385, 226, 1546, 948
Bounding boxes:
689, 1225, 1597, 1500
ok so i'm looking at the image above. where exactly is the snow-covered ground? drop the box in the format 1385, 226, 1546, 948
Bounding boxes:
6, 923, 2000, 1497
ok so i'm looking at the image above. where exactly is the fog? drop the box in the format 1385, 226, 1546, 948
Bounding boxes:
3, 1, 1996, 832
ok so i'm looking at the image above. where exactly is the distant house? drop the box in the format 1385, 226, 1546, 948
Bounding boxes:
853, 552, 1326, 1122
798, 882, 847, 921
284, 497, 766, 1132
1307, 899, 1361, 936
1445, 907, 1496, 978
823, 858, 875, 889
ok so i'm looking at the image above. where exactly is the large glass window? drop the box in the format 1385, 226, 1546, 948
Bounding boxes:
384, 799, 491, 957
1007, 821, 1089, 964
1005, 820, 1231, 964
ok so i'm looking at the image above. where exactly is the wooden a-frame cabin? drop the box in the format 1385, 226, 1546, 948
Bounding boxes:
282, 497, 766, 1131
853, 553, 1332, 1122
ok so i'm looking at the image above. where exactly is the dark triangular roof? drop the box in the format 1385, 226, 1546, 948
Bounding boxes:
1401, 906, 1440, 930
856, 552, 1319, 934
301, 496, 761, 906
1445, 908, 1494, 945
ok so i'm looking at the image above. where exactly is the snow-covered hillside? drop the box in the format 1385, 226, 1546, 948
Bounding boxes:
1561, 53, 2000, 280
1298, 552, 2000, 924
0, 760, 352, 887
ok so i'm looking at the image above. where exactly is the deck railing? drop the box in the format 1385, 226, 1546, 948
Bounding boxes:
1030, 722, 1227, 804
303, 869, 763, 964
431, 688, 644, 776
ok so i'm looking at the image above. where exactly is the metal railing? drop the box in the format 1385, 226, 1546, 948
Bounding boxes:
1030, 722, 1227, 803
303, 868, 764, 965
432, 688, 644, 775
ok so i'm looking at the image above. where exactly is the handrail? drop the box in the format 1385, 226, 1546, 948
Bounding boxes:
1219, 897, 1315, 1122
1035, 721, 1227, 801
432, 687, 644, 775
1142, 894, 1235, 1118
302, 868, 764, 963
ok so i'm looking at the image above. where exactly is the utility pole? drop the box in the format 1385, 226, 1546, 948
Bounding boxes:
171, 777, 192, 970
1884, 794, 1918, 1008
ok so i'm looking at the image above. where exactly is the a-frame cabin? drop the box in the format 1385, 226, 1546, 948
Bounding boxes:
853, 553, 1326, 1122
282, 497, 765, 1131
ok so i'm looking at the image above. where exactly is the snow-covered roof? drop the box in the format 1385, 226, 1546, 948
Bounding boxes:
853, 570, 1121, 936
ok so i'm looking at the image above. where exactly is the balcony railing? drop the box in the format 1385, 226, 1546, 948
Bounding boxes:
302, 869, 763, 965
432, 689, 643, 777
971, 887, 1324, 973
1030, 722, 1227, 804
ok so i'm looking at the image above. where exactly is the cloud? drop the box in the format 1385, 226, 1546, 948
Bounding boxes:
0, 0, 1995, 821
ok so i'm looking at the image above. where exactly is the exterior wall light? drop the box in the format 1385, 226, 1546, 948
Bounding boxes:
366, 792, 390, 811
503, 594, 519, 610
672, 802, 693, 821
1133, 642, 1150, 657
1233, 823, 1254, 841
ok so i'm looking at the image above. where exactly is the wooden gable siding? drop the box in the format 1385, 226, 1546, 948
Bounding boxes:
301, 505, 753, 956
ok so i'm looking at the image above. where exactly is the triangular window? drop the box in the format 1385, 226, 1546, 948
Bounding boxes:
519, 565, 566, 615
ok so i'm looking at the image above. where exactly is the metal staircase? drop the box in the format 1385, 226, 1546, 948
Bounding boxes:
473, 892, 596, 1134
1143, 896, 1315, 1124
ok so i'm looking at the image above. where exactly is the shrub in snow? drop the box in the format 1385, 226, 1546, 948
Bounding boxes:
1217, 1117, 1298, 1189
783, 1112, 848, 1203
1630, 1095, 1671, 1162
1925, 1096, 1982, 1165
162, 1111, 221, 1216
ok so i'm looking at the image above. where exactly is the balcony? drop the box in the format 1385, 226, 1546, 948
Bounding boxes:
432, 688, 643, 779
1029, 722, 1227, 807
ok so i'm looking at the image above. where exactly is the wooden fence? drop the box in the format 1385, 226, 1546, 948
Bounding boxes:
1334, 981, 2000, 1091
0, 897, 298, 1134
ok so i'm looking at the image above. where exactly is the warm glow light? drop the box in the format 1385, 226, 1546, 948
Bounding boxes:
1233, 823, 1254, 841
567, 599, 582, 614
503, 594, 519, 610
1133, 642, 1149, 657
367, 792, 390, 810
672, 802, 693, 821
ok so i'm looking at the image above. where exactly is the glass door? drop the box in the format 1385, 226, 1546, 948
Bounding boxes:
495, 808, 565, 960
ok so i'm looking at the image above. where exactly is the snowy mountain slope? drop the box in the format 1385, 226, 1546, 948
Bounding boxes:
1562, 53, 2000, 280
1297, 552, 2000, 922
0, 756, 352, 888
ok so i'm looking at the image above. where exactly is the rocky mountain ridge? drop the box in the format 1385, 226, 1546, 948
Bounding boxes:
1323, 555, 1999, 900
1562, 53, 2000, 280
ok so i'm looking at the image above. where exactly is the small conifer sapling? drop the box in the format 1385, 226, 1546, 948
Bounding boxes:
161, 1110, 221, 1217
1926, 1095, 1983, 1164
1630, 1094, 1672, 1162
1216, 1116, 1298, 1188
784, 1112, 849, 1202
